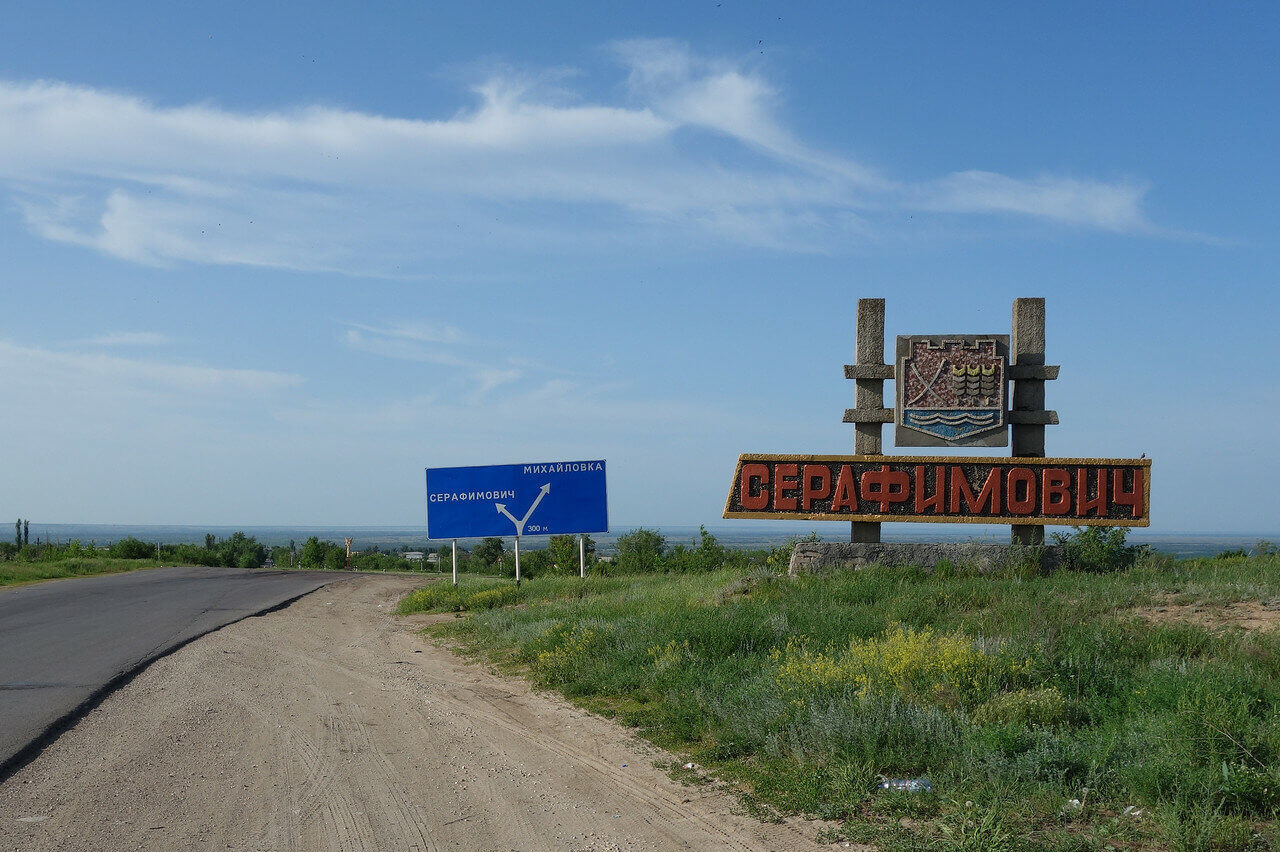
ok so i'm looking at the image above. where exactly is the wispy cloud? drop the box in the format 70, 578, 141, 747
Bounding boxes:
0, 339, 300, 396
0, 40, 1159, 273
914, 171, 1153, 231
343, 328, 468, 367
346, 321, 465, 345
72, 331, 177, 347
342, 321, 520, 398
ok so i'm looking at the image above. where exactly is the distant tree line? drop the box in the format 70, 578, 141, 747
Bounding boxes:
0, 525, 809, 578
0, 531, 266, 568
432, 527, 773, 579
272, 537, 412, 572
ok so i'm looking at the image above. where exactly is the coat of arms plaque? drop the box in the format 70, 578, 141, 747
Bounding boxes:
895, 335, 1009, 447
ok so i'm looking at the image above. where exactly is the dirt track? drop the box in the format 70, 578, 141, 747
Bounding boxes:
0, 575, 828, 851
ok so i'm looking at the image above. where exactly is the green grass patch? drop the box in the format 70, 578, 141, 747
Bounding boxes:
0, 557, 164, 588
404, 555, 1280, 850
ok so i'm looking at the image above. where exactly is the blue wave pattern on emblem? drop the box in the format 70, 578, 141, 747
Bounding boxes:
902, 409, 999, 438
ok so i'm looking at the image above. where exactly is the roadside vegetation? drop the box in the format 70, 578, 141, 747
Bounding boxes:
0, 527, 453, 588
0, 532, 272, 587
402, 529, 1280, 851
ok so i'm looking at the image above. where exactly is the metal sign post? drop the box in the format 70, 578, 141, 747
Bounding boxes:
451, 539, 457, 586
514, 536, 521, 587
579, 534, 586, 579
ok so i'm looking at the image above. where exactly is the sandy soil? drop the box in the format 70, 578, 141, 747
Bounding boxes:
1133, 596, 1280, 633
0, 575, 830, 851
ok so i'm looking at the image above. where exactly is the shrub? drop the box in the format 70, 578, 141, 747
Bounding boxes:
764, 532, 821, 574
614, 528, 666, 573
298, 536, 335, 568
546, 534, 595, 575
1053, 526, 1142, 572
108, 536, 155, 560
471, 537, 505, 568
516, 546, 551, 579
692, 525, 726, 572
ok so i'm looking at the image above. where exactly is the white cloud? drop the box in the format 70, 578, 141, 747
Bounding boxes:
0, 41, 1157, 273
916, 171, 1152, 231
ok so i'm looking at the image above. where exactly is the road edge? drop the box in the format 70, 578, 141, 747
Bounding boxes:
0, 580, 339, 783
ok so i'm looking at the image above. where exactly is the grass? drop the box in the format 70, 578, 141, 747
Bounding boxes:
0, 557, 166, 588
402, 553, 1280, 851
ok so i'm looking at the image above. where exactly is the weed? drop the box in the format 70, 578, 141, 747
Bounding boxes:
397, 584, 465, 613
972, 688, 1070, 727
403, 553, 1280, 845
939, 799, 1015, 852
465, 585, 521, 610
770, 625, 1024, 707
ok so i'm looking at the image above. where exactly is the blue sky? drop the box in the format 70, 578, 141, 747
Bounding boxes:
0, 2, 1276, 532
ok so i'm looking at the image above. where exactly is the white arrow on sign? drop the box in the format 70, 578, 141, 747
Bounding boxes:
496, 483, 551, 535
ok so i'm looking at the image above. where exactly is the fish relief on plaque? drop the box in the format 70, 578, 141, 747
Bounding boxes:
895, 335, 1009, 447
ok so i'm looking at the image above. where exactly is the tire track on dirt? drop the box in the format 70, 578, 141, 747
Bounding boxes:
0, 576, 827, 852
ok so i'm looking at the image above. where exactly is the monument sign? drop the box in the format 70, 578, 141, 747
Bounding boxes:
722, 298, 1149, 570
724, 455, 1148, 526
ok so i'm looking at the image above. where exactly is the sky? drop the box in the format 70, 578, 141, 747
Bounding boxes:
0, 1, 1276, 533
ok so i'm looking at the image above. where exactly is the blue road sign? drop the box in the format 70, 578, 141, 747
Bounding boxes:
426, 460, 608, 539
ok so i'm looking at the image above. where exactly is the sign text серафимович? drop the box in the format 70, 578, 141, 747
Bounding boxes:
723, 454, 1149, 526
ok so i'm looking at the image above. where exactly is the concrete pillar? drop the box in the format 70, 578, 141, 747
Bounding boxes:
852, 298, 884, 543
1011, 297, 1046, 546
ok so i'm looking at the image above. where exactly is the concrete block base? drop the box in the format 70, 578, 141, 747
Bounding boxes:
788, 541, 1064, 576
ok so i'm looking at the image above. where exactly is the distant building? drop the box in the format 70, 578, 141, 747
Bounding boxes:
403, 551, 425, 562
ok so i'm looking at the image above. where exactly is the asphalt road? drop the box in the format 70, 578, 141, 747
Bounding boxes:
0, 566, 347, 775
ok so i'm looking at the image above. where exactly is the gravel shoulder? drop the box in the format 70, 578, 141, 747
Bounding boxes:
0, 574, 828, 851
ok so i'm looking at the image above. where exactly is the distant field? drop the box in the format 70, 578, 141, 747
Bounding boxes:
404, 553, 1280, 851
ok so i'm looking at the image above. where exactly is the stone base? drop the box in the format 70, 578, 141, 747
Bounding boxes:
788, 541, 1064, 576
